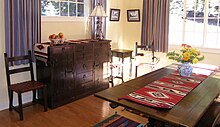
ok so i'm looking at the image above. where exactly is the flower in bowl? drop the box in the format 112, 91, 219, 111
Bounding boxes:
167, 44, 204, 64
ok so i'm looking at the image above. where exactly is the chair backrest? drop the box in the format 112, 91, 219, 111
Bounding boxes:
135, 42, 158, 63
4, 50, 34, 87
212, 112, 220, 127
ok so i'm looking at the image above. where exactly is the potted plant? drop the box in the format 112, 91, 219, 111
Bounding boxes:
167, 44, 205, 77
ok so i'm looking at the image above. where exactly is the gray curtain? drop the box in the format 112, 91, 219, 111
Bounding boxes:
5, 0, 41, 57
141, 0, 169, 52
91, 0, 106, 39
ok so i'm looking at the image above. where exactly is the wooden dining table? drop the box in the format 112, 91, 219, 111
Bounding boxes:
94, 64, 220, 127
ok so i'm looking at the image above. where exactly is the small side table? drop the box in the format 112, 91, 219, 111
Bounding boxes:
111, 49, 133, 78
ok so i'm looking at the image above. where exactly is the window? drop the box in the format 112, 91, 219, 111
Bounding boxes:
41, 0, 85, 17
169, 0, 220, 49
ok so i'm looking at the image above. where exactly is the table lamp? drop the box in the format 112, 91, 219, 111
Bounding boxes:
90, 3, 107, 40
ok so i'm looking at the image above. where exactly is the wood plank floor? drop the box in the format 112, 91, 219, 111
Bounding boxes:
0, 95, 114, 127
0, 55, 171, 126
0, 95, 148, 127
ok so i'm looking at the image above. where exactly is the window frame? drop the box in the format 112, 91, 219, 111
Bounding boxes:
169, 0, 220, 53
41, 0, 91, 22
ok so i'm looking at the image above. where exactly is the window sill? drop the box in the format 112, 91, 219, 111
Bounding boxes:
169, 45, 220, 54
41, 16, 90, 22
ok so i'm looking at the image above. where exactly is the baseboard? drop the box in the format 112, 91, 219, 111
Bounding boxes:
0, 92, 32, 111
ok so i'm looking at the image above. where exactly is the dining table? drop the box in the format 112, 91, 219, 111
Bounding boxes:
94, 63, 220, 127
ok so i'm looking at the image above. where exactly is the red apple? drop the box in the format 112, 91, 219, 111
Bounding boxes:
58, 32, 64, 39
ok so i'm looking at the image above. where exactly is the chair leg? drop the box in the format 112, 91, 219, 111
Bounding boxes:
129, 59, 132, 77
18, 93, 23, 120
118, 58, 121, 75
121, 66, 124, 83
43, 86, 48, 112
212, 113, 220, 127
9, 90, 13, 111
109, 75, 114, 87
121, 78, 124, 83
32, 90, 36, 103
135, 66, 138, 78
110, 66, 114, 87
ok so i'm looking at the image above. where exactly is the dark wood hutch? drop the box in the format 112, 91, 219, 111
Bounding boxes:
35, 39, 111, 109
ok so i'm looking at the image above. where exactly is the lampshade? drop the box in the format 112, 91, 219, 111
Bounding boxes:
90, 3, 107, 17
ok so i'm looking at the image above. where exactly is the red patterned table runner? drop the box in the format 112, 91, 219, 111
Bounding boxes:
119, 64, 219, 109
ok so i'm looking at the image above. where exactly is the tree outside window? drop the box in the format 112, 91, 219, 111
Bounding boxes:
41, 0, 84, 17
169, 0, 220, 49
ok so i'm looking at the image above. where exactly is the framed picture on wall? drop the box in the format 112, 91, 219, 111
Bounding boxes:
127, 9, 140, 22
110, 9, 120, 21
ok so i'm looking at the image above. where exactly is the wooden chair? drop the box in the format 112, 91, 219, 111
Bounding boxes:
196, 97, 220, 127
4, 50, 47, 120
146, 100, 220, 127
109, 63, 124, 87
213, 113, 220, 127
135, 42, 160, 78
109, 52, 124, 87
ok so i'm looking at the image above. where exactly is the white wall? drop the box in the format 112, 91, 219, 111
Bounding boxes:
41, 19, 91, 42
41, 1, 92, 42
0, 1, 92, 111
106, 0, 126, 49
0, 1, 34, 110
0, 1, 41, 111
0, 0, 8, 110
0, 0, 220, 111
106, 0, 220, 64
106, 0, 143, 50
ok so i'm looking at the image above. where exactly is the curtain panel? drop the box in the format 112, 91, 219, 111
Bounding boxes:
5, 0, 41, 58
141, 0, 169, 52
91, 0, 106, 39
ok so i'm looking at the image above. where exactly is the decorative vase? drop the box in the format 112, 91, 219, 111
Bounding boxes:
178, 62, 193, 77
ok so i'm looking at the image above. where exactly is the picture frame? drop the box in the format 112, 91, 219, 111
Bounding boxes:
127, 9, 140, 22
110, 9, 120, 21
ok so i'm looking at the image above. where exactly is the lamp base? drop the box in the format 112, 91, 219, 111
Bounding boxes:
96, 33, 104, 40
95, 17, 104, 40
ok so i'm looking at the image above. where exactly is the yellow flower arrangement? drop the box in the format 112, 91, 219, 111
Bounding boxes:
167, 44, 204, 64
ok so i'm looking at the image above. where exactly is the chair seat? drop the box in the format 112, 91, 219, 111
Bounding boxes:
109, 63, 123, 69
9, 81, 44, 93
135, 59, 160, 67
4, 50, 47, 120
109, 62, 124, 87
196, 101, 220, 127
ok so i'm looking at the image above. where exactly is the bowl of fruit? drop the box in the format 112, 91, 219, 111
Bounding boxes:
49, 32, 65, 44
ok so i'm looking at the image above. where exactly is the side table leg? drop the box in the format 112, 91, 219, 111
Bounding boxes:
121, 57, 124, 82
148, 118, 164, 127
148, 118, 174, 127
129, 55, 132, 77
118, 58, 121, 75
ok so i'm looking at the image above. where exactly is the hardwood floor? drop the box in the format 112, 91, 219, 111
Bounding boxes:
0, 95, 112, 127
0, 95, 148, 127
0, 53, 170, 126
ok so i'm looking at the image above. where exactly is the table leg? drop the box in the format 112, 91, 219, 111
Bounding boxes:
148, 118, 165, 127
148, 118, 175, 127
109, 102, 119, 109
121, 57, 124, 82
135, 66, 138, 78
118, 58, 121, 75
129, 54, 132, 77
